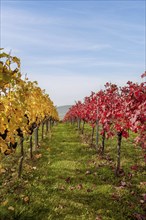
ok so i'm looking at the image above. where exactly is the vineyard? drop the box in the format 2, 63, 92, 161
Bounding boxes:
0, 49, 59, 178
0, 51, 146, 219
64, 74, 146, 176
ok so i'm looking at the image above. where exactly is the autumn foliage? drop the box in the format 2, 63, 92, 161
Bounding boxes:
64, 76, 146, 174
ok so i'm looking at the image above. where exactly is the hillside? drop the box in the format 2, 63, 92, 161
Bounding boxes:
57, 105, 72, 120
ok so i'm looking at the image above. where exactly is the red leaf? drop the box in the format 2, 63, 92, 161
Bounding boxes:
131, 165, 138, 171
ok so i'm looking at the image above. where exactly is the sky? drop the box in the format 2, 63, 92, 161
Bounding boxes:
1, 0, 146, 106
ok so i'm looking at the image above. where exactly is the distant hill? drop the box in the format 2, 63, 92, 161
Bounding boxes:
57, 105, 72, 120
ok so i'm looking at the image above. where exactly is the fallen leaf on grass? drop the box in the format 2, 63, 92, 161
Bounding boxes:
120, 181, 127, 187
24, 180, 28, 184
128, 172, 133, 179
132, 213, 146, 220
11, 168, 15, 172
131, 165, 139, 171
8, 206, 15, 211
93, 161, 97, 165
0, 168, 6, 174
87, 188, 93, 193
58, 204, 65, 209
111, 193, 120, 201
59, 185, 65, 190
131, 191, 135, 195
70, 186, 75, 191
65, 177, 71, 183
23, 196, 29, 203
105, 155, 112, 160
85, 170, 91, 175
1, 199, 8, 206
140, 182, 146, 185
77, 184, 83, 190
35, 154, 42, 159
140, 200, 145, 204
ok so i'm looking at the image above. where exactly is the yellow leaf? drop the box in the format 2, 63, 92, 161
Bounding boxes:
12, 56, 20, 68
6, 59, 10, 66
1, 199, 8, 206
0, 138, 8, 153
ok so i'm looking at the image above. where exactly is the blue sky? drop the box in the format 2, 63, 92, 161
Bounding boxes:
1, 0, 145, 106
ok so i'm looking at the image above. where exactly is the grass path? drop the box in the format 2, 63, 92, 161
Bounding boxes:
0, 123, 146, 220
32, 123, 100, 220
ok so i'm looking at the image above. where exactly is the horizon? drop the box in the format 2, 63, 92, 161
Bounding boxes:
1, 0, 145, 106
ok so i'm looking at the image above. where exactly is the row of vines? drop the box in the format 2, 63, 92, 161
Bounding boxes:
0, 49, 59, 177
64, 73, 146, 176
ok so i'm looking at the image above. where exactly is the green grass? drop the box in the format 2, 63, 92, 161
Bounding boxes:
0, 123, 146, 220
